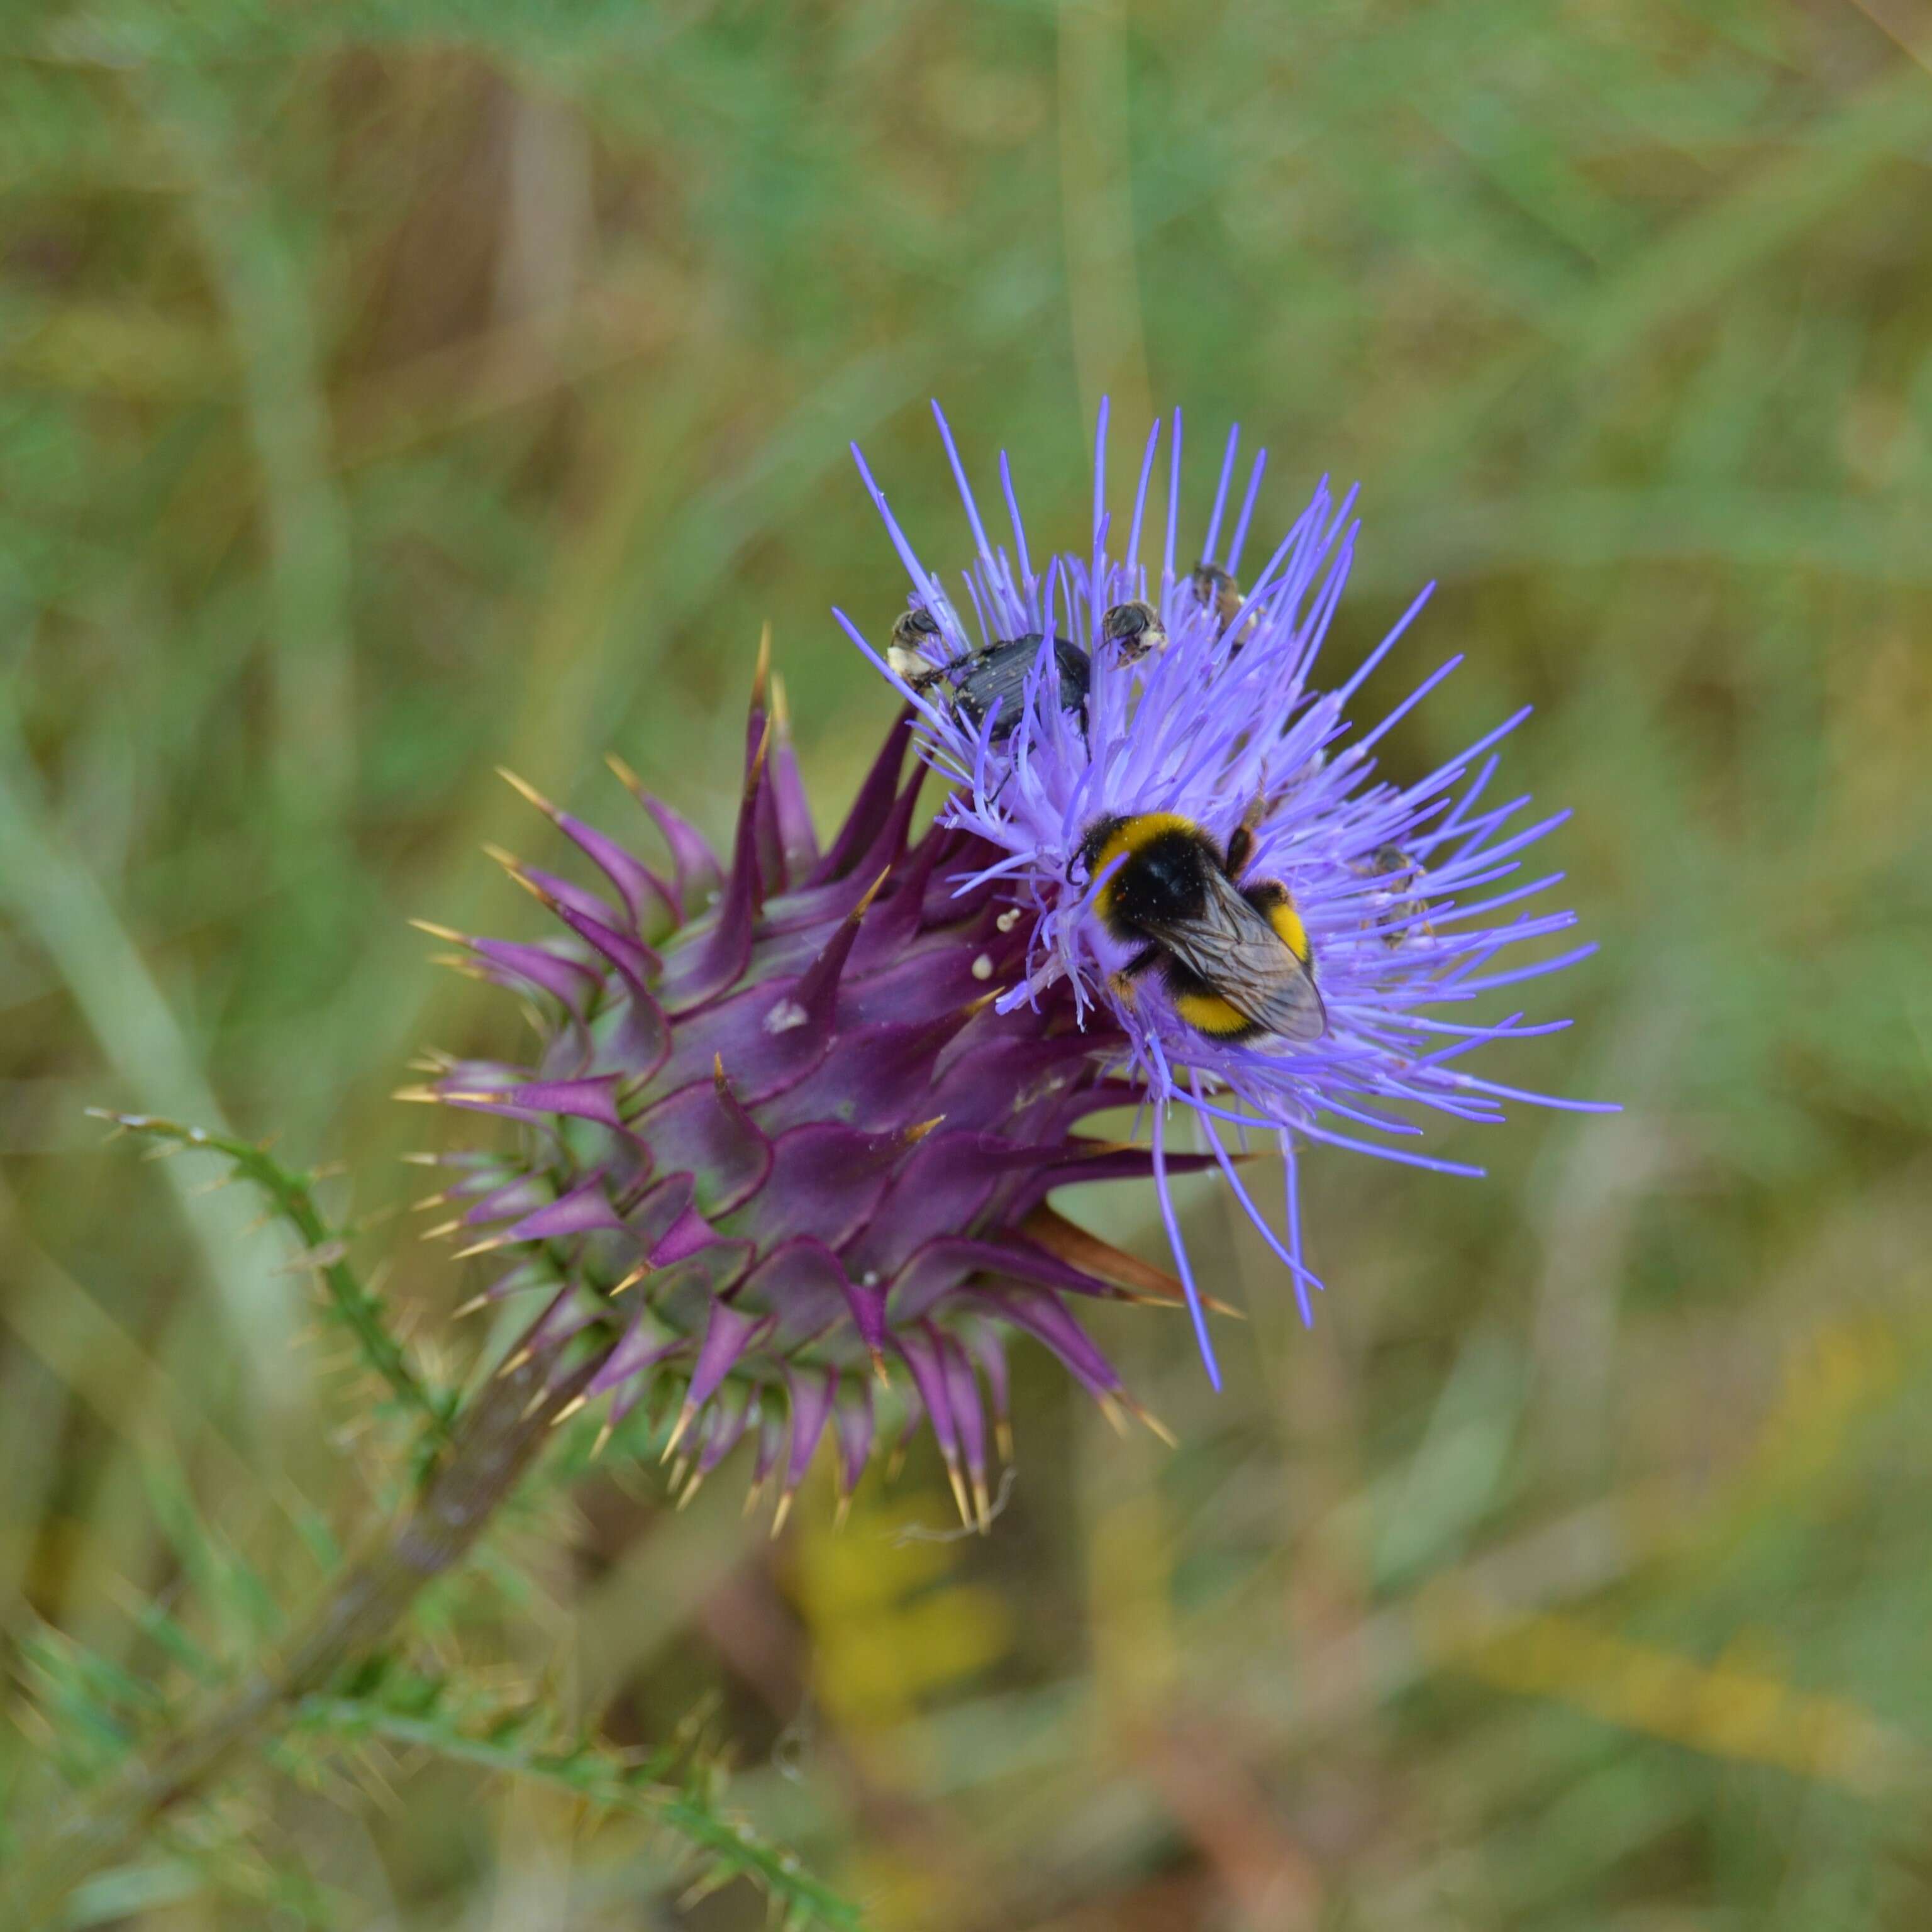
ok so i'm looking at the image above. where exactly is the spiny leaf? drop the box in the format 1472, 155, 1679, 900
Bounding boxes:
140, 1463, 282, 1654
111, 1589, 221, 1688
14, 1626, 148, 1785
86, 1111, 455, 1443
289, 1670, 860, 1929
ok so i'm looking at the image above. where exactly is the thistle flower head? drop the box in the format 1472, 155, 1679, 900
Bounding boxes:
839, 403, 1613, 1380
415, 402, 1604, 1528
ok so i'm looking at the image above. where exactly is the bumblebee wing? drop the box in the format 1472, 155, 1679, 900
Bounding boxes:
1142, 867, 1327, 1043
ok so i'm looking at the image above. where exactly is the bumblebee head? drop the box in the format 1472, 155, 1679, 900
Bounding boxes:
1077, 811, 1218, 928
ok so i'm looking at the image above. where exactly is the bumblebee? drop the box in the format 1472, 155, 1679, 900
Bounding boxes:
889, 610, 1091, 745
1099, 599, 1167, 662
1078, 811, 1325, 1043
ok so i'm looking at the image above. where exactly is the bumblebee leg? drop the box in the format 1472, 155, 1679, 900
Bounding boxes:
1107, 945, 1162, 1006
1224, 797, 1267, 880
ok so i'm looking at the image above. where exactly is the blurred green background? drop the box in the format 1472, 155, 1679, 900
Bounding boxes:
5, 0, 1932, 1924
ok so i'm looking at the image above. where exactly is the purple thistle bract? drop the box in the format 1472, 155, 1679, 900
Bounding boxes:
417, 402, 1606, 1530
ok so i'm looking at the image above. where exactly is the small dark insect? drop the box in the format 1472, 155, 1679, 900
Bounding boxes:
1189, 562, 1246, 630
1352, 843, 1434, 949
896, 627, 1092, 745
950, 634, 1091, 740
886, 606, 945, 682
1099, 599, 1168, 662
1079, 810, 1325, 1044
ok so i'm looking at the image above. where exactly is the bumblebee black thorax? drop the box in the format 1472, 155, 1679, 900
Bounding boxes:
1080, 814, 1218, 938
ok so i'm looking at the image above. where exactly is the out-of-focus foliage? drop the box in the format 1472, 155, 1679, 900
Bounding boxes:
3, 0, 1931, 1923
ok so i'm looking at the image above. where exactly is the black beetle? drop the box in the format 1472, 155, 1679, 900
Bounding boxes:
903, 631, 1091, 745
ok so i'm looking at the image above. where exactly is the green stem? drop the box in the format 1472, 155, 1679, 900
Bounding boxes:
2, 1346, 593, 1928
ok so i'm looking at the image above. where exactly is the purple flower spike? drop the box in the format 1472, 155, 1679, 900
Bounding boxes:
419, 402, 1605, 1530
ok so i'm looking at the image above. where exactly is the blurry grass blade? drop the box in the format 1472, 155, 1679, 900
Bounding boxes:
1404, 62, 1932, 484
133, 57, 355, 836
1372, 1331, 1526, 1588
1058, 0, 1153, 432
0, 706, 303, 1410
64, 1859, 203, 1928
0, 1170, 286, 1611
